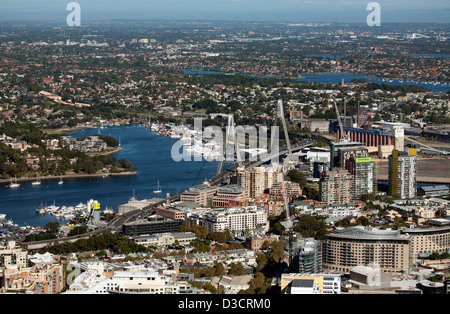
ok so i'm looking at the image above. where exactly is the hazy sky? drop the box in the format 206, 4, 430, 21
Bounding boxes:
0, 0, 449, 23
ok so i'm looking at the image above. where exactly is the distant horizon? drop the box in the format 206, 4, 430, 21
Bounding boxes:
0, 1, 449, 24
0, 17, 449, 26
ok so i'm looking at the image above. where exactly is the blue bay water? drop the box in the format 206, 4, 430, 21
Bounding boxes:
0, 125, 220, 227
407, 55, 450, 59
294, 74, 450, 93
183, 70, 450, 93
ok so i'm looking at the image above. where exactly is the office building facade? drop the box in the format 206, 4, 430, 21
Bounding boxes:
122, 215, 180, 237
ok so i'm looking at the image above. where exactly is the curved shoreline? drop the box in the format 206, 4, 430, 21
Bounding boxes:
0, 171, 137, 184
88, 146, 123, 156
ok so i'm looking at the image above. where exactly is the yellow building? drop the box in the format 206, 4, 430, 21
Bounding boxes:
280, 273, 341, 294
388, 148, 417, 199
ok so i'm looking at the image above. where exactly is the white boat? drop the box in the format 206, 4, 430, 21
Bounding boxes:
103, 207, 114, 214
36, 202, 45, 213
52, 211, 64, 218
36, 201, 60, 214
46, 201, 60, 212
63, 213, 75, 220
183, 140, 222, 159
58, 176, 64, 185
8, 177, 20, 188
150, 124, 159, 132
153, 181, 162, 194
32, 179, 41, 185
46, 205, 59, 213
75, 202, 86, 210
0, 214, 6, 220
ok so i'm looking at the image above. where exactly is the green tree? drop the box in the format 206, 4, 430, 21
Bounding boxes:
44, 221, 60, 234
192, 242, 211, 253
206, 232, 227, 243
249, 272, 269, 294
229, 262, 244, 276
429, 252, 441, 260
238, 288, 255, 294
269, 241, 286, 264
256, 253, 269, 272
215, 263, 226, 276
294, 214, 328, 240
68, 226, 88, 237
287, 169, 307, 186
179, 220, 192, 232
193, 225, 208, 239
202, 283, 217, 294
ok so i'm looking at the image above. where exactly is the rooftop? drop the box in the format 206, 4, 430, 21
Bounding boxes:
173, 201, 202, 209
291, 279, 314, 288
218, 184, 245, 194
329, 226, 412, 241
419, 185, 449, 192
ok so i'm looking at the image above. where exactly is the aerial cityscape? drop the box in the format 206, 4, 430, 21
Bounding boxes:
0, 0, 449, 299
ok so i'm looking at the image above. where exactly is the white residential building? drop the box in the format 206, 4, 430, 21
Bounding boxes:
64, 262, 194, 294
0, 241, 27, 268
190, 206, 268, 236
110, 270, 192, 294
130, 232, 196, 247
281, 273, 341, 294
210, 275, 253, 294
293, 203, 362, 218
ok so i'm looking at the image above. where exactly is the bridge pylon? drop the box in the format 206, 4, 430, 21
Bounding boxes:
274, 99, 293, 163
216, 114, 243, 176
216, 99, 294, 176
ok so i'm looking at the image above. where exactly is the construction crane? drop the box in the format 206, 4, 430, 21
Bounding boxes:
332, 98, 351, 143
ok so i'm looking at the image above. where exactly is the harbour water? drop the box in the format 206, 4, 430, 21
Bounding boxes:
0, 125, 221, 227
407, 55, 450, 59
183, 70, 450, 93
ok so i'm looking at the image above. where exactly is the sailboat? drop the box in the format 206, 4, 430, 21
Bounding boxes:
58, 176, 64, 185
8, 177, 20, 188
129, 189, 137, 201
153, 181, 162, 194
